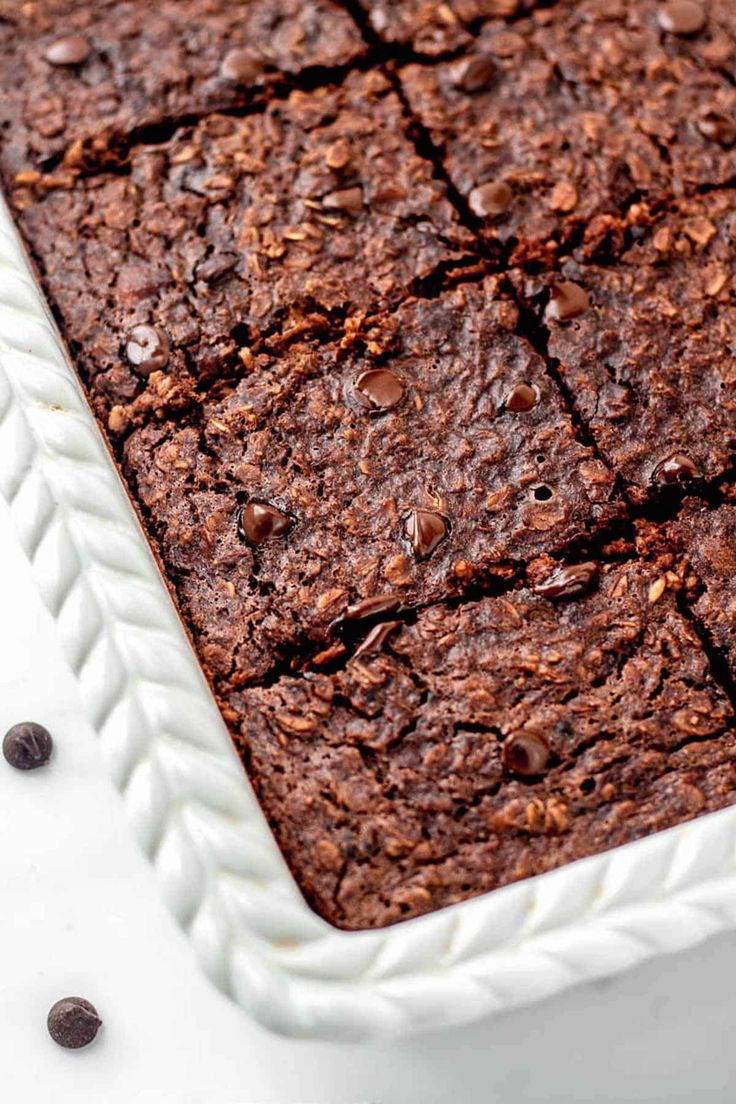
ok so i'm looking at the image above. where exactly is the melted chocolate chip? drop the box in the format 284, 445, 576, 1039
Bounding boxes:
220, 48, 264, 85
125, 324, 170, 375
354, 620, 401, 659
505, 381, 539, 413
344, 595, 401, 621
657, 0, 706, 35
697, 112, 736, 147
2, 722, 53, 770
47, 998, 101, 1050
502, 730, 551, 777
238, 502, 292, 546
468, 180, 513, 218
44, 35, 91, 66
323, 186, 364, 215
452, 54, 496, 94
404, 509, 448, 559
354, 368, 405, 412
544, 281, 590, 322
653, 453, 701, 485
534, 562, 599, 600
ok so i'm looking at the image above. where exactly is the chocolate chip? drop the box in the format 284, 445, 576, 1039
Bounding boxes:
697, 112, 736, 147
452, 54, 496, 94
544, 281, 590, 322
3, 722, 53, 770
322, 187, 364, 215
505, 381, 539, 413
354, 620, 401, 659
354, 368, 405, 412
344, 595, 401, 621
47, 998, 101, 1050
502, 730, 551, 777
534, 562, 599, 600
44, 35, 91, 66
404, 509, 448, 559
195, 253, 239, 284
220, 48, 264, 85
238, 502, 292, 545
653, 452, 701, 485
468, 181, 513, 218
125, 324, 170, 375
657, 0, 706, 35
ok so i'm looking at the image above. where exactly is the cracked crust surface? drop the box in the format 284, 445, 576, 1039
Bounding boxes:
13, 70, 475, 425
119, 279, 618, 687
400, 0, 736, 262
0, 0, 365, 177
233, 558, 736, 927
539, 192, 736, 495
4, 0, 736, 931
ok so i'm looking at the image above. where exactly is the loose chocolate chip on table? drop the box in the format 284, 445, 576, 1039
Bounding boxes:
238, 502, 293, 546
354, 368, 405, 411
47, 998, 101, 1050
657, 0, 706, 35
44, 35, 91, 66
502, 730, 551, 777
2, 722, 53, 770
220, 48, 264, 85
505, 382, 539, 413
404, 509, 448, 559
653, 452, 701, 485
343, 594, 401, 621
468, 180, 513, 218
544, 281, 590, 322
125, 325, 170, 375
354, 620, 401, 659
452, 54, 496, 94
534, 562, 599, 600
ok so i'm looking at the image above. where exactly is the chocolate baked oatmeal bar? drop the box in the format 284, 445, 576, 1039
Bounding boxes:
0, 0, 364, 176
14, 70, 476, 423
118, 279, 617, 686
537, 191, 736, 497
233, 558, 736, 927
400, 0, 736, 260
4, 0, 736, 929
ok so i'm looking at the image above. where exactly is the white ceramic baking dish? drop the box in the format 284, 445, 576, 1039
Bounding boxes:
3, 192, 736, 1040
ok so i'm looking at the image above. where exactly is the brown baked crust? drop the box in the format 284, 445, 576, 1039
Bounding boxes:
232, 559, 736, 927
0, 0, 365, 176
13, 69, 476, 425
400, 0, 736, 262
538, 192, 736, 496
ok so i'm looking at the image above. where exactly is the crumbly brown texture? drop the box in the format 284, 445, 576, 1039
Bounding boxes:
5, 0, 736, 931
400, 0, 736, 261
651, 499, 736, 683
356, 0, 537, 56
119, 279, 618, 687
233, 560, 736, 928
14, 70, 476, 422
0, 0, 365, 176
538, 192, 736, 497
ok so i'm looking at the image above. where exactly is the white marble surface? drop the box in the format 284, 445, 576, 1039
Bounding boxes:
0, 493, 734, 1104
